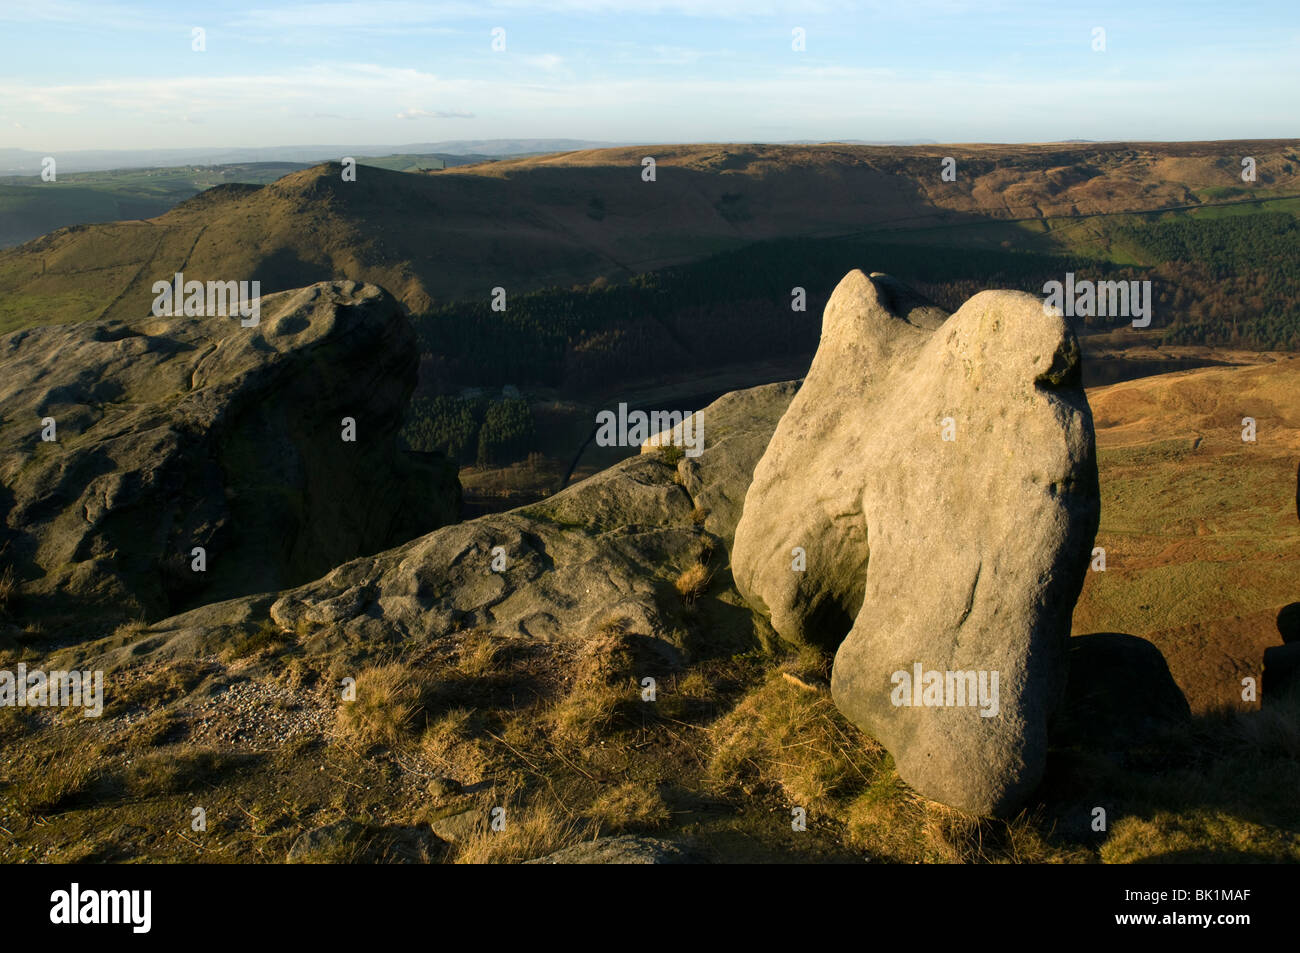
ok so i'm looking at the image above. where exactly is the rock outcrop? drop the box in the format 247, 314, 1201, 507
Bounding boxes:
732, 271, 1101, 816
0, 280, 459, 629
62, 381, 798, 672
36, 271, 1103, 821
525, 835, 704, 864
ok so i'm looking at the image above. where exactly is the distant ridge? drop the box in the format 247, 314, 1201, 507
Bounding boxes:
0, 140, 622, 175
2, 140, 1298, 331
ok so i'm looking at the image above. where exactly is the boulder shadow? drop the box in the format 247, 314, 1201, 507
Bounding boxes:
1037, 632, 1300, 859
1261, 459, 1300, 706
1049, 632, 1191, 756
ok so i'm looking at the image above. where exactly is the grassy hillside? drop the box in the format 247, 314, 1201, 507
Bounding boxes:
0, 155, 493, 251
0, 163, 310, 249
4, 140, 1298, 335
1074, 358, 1300, 712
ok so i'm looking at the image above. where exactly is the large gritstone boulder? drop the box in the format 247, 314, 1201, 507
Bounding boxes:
732, 270, 1100, 816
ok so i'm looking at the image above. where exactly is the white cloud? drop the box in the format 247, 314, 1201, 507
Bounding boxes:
397, 107, 475, 119
0, 1, 157, 26
0, 63, 478, 117
522, 54, 565, 71
230, 0, 858, 30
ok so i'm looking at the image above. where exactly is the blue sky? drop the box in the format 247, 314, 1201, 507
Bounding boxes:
0, 0, 1296, 150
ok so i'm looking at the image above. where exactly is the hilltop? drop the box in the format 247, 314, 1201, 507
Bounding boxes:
3, 140, 1297, 332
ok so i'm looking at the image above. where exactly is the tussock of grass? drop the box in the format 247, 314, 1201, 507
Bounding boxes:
588, 782, 671, 834
118, 748, 242, 798
111, 619, 149, 641
420, 707, 495, 786
708, 647, 878, 814
547, 679, 625, 748
0, 563, 17, 615
1231, 697, 1300, 760
456, 628, 501, 678
657, 444, 685, 466
224, 618, 288, 660
11, 725, 107, 814
0, 705, 37, 745
334, 662, 425, 747
674, 563, 711, 604
454, 797, 579, 864
118, 709, 189, 751
1101, 811, 1300, 863
573, 616, 639, 684
675, 670, 712, 699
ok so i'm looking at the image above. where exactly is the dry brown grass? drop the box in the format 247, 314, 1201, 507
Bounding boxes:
420, 707, 495, 786
588, 782, 671, 834
111, 619, 149, 641
1101, 811, 1300, 863
1232, 696, 1300, 759
334, 662, 424, 747
571, 616, 640, 684
454, 796, 581, 864
674, 563, 711, 605
105, 659, 214, 716
675, 669, 712, 699
117, 748, 241, 798
223, 619, 288, 660
547, 679, 625, 748
0, 563, 17, 614
456, 628, 500, 678
709, 647, 878, 814
116, 709, 188, 751
10, 724, 107, 814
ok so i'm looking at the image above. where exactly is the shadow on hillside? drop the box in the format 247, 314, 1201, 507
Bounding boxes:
1038, 631, 1299, 860
1261, 461, 1300, 705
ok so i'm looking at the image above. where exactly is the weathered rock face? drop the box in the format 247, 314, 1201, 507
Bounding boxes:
0, 280, 459, 629
64, 382, 797, 673
732, 273, 947, 649
525, 835, 704, 864
641, 380, 800, 547
265, 383, 795, 652
733, 271, 1100, 816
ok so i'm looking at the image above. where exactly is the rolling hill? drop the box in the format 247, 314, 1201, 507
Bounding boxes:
1074, 356, 1300, 712
3, 139, 1297, 332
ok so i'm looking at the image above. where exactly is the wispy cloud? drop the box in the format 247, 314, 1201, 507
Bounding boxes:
230, 0, 859, 30
522, 53, 565, 71
0, 63, 477, 116
396, 107, 475, 119
0, 1, 158, 26
3, 1, 1297, 149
